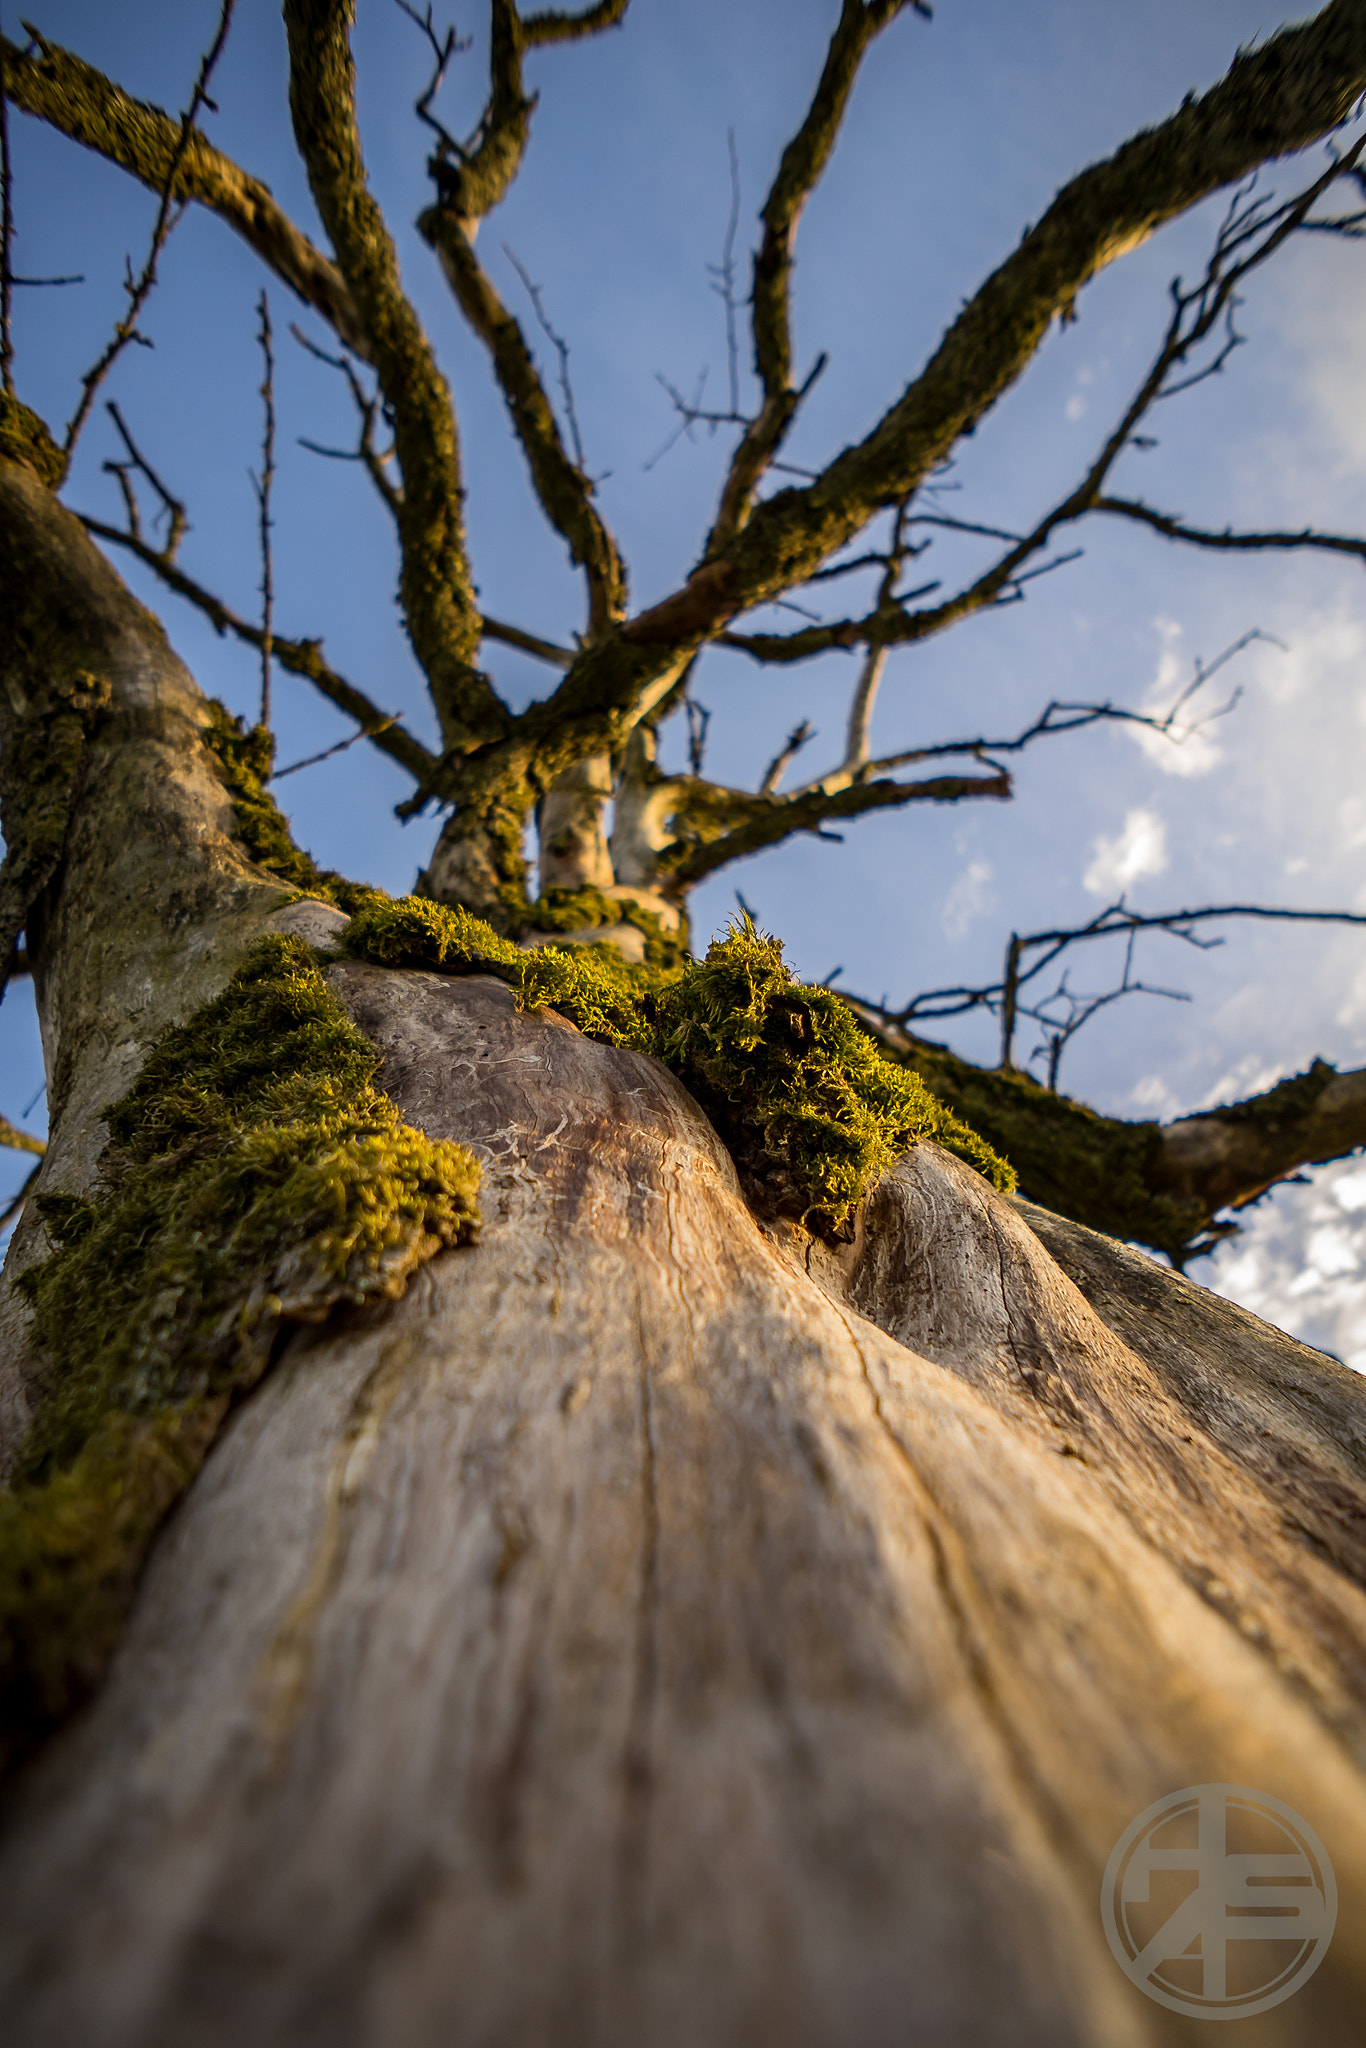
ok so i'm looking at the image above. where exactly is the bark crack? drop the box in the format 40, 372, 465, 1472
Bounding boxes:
615, 1283, 660, 1959
836, 1302, 1100, 1904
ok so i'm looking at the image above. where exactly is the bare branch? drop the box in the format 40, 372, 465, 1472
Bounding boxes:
481, 615, 574, 665
416, 211, 626, 634
502, 244, 588, 474
1, 27, 368, 353
685, 693, 711, 778
710, 128, 742, 419
856, 899, 1366, 1074
80, 510, 437, 787
522, 2, 631, 50
252, 290, 276, 731
0, 1111, 43, 1157
103, 401, 188, 560
612, 10, 1366, 654
290, 322, 400, 519
273, 718, 399, 781
656, 763, 1010, 891
1093, 494, 1366, 565
705, 0, 927, 553
721, 154, 1363, 673
413, 0, 629, 227
1024, 933, 1193, 1092
284, 0, 505, 754
62, 0, 236, 467
759, 719, 815, 796
394, 0, 471, 157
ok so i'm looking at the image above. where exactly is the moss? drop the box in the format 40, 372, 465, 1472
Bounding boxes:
342, 891, 523, 974
644, 923, 1013, 1235
888, 1029, 1208, 1263
0, 394, 65, 490
342, 900, 1012, 1237
523, 886, 691, 972
1209, 1058, 1336, 1132
0, 667, 111, 988
201, 702, 386, 914
1, 933, 479, 1770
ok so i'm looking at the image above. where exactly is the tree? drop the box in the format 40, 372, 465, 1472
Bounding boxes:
4, 2, 1366, 2039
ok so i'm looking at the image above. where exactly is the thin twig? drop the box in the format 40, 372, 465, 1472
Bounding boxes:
79, 510, 438, 785
503, 244, 589, 474
63, 0, 236, 462
253, 290, 276, 730
272, 718, 398, 780
760, 719, 814, 796
853, 899, 1366, 1076
706, 128, 742, 419
103, 400, 188, 558
394, 0, 470, 158
290, 321, 400, 518
685, 693, 711, 778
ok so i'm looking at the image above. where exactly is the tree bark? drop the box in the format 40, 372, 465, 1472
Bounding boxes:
1, 965, 1366, 2042
876, 1018, 1366, 1264
6, 459, 1366, 2042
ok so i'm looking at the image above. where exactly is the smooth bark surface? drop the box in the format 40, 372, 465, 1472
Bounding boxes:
2, 963, 1366, 2045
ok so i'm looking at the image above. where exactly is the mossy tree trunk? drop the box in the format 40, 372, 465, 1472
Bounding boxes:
5, 463, 1366, 2046
7, 1, 1366, 2037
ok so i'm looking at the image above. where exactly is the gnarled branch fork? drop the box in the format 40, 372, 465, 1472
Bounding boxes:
8, 0, 1366, 929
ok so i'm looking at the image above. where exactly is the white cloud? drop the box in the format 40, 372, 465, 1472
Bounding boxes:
1083, 807, 1168, 897
1128, 1073, 1179, 1119
1336, 962, 1366, 1033
1196, 1055, 1283, 1112
941, 859, 994, 940
1125, 617, 1232, 781
1206, 1157, 1366, 1373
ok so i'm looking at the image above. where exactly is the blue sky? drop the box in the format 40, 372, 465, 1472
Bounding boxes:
5, 0, 1366, 1357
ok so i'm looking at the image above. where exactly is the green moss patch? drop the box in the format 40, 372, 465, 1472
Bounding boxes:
0, 394, 65, 490
202, 702, 386, 915
341, 899, 1012, 1237
1209, 1057, 1336, 1133
643, 923, 1013, 1234
1, 933, 479, 1769
523, 886, 690, 971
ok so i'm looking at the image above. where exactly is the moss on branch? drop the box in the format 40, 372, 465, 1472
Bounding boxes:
0, 395, 65, 490
284, 0, 506, 754
1, 935, 481, 1772
1, 30, 367, 354
0, 650, 111, 997
417, 213, 626, 635
201, 701, 385, 914
341, 898, 1013, 1235
884, 1029, 1209, 1262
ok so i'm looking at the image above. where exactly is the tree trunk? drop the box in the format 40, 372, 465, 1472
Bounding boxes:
5, 461, 1366, 2043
